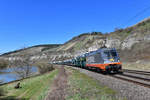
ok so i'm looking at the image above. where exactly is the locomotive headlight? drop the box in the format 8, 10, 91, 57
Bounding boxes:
109, 59, 114, 62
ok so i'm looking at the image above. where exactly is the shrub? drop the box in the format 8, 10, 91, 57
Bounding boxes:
91, 32, 103, 35
0, 60, 8, 69
114, 27, 124, 33
34, 61, 54, 74
0, 87, 4, 96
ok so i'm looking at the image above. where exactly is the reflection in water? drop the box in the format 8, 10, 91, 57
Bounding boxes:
0, 73, 17, 83
0, 66, 38, 83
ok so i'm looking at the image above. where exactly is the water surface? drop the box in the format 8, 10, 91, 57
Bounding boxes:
0, 66, 38, 84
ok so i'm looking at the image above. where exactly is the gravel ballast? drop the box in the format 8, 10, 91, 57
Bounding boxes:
68, 66, 150, 100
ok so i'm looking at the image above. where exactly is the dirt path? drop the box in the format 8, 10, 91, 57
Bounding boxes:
44, 66, 68, 100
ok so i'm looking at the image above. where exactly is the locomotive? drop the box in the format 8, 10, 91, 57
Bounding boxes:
59, 48, 122, 73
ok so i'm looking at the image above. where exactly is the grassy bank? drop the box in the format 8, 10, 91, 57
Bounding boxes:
0, 69, 58, 100
66, 67, 117, 100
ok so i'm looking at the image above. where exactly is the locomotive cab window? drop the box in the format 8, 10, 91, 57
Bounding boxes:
103, 51, 111, 59
103, 50, 117, 59
110, 50, 117, 57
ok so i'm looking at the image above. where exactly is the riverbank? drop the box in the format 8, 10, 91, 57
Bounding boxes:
0, 69, 58, 100
0, 65, 118, 100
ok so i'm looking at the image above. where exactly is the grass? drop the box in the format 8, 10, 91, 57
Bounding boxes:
122, 62, 150, 70
73, 36, 93, 51
66, 67, 119, 100
0, 69, 58, 100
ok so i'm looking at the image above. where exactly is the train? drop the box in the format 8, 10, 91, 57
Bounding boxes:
56, 48, 122, 74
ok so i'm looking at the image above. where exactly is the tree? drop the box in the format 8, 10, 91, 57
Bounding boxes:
0, 59, 8, 69
34, 60, 54, 74
10, 48, 36, 79
91, 32, 103, 35
114, 27, 124, 32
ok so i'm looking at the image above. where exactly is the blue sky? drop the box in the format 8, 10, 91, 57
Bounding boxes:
0, 0, 150, 53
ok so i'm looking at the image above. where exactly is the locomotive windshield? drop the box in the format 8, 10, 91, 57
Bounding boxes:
110, 50, 117, 57
103, 51, 111, 59
103, 50, 118, 61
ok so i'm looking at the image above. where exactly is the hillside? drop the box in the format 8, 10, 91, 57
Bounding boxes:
0, 44, 61, 57
1, 17, 150, 62
50, 17, 150, 62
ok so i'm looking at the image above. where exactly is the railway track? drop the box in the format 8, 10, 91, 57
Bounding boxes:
77, 67, 150, 88
123, 69, 150, 75
111, 75, 150, 88
86, 68, 150, 88
87, 68, 150, 88
111, 73, 150, 88
110, 69, 150, 88
119, 73, 150, 82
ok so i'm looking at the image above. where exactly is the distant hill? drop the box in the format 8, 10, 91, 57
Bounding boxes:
1, 17, 150, 62
0, 44, 61, 57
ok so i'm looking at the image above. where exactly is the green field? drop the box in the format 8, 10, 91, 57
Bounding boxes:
0, 69, 58, 100
66, 67, 118, 100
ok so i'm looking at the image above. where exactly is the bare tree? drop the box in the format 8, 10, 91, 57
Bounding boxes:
9, 47, 55, 78
10, 48, 37, 79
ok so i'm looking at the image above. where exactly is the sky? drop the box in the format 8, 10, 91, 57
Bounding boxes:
0, 0, 150, 53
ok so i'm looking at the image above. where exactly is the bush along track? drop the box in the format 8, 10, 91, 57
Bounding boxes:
0, 69, 58, 100
65, 66, 118, 100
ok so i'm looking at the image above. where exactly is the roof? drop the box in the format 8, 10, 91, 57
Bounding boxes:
85, 48, 116, 56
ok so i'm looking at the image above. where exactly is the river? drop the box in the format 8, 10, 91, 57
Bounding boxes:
0, 66, 38, 84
